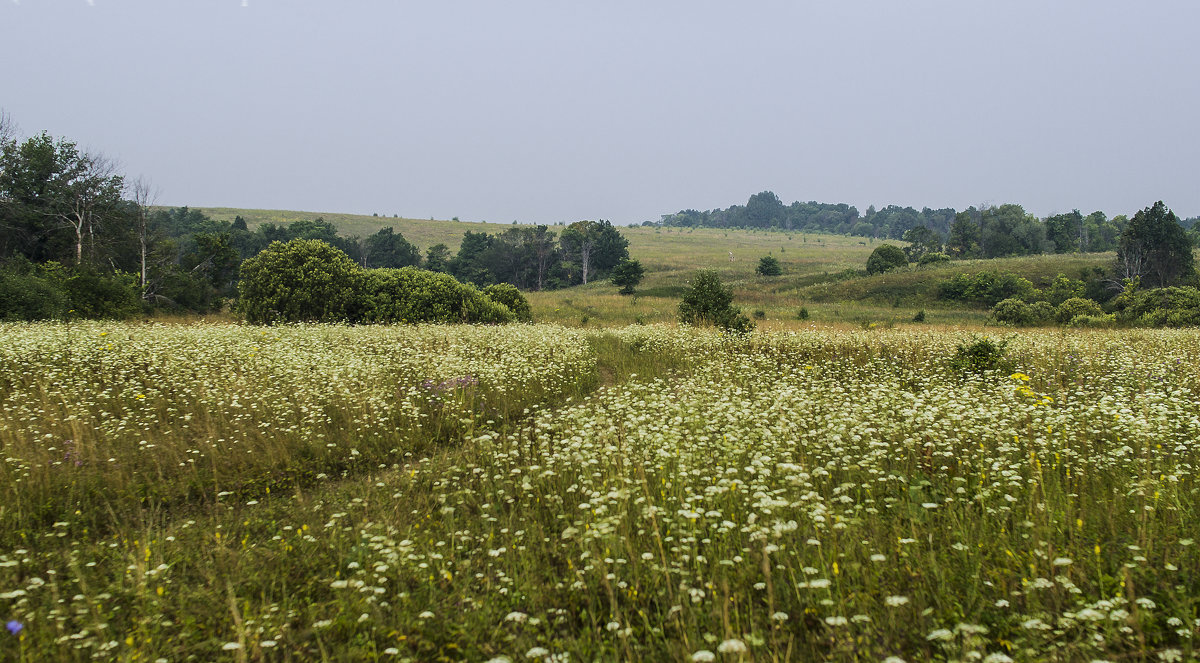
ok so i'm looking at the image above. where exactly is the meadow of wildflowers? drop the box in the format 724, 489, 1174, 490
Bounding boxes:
1, 322, 1198, 661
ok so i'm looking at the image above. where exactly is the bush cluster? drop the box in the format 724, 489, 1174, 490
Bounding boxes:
237, 239, 528, 325
0, 260, 143, 321
939, 270, 1037, 306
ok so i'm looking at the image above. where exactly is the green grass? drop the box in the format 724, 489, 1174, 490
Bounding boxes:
3, 322, 1200, 661
192, 207, 1120, 329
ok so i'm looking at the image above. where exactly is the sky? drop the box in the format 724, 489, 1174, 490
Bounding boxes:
2, 1, 1198, 225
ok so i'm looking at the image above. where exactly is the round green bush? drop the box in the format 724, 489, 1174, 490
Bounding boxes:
483, 283, 532, 322
237, 239, 364, 324
866, 244, 908, 275
1056, 297, 1103, 324
991, 298, 1032, 326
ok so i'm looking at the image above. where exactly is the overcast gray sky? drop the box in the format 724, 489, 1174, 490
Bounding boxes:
3, 1, 1197, 224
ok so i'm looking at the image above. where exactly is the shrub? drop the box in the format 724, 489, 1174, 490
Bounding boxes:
992, 298, 1032, 325
1028, 301, 1056, 324
993, 298, 1059, 326
679, 270, 753, 333
949, 336, 1011, 376
609, 258, 646, 295
1116, 286, 1200, 327
752, 309, 766, 320
1055, 297, 1104, 324
866, 244, 908, 275
361, 267, 514, 324
796, 307, 810, 320
912, 309, 926, 322
1068, 314, 1116, 328
483, 283, 532, 322
918, 252, 951, 266
0, 266, 68, 321
238, 239, 364, 324
939, 271, 1037, 306
756, 256, 782, 276
40, 263, 142, 320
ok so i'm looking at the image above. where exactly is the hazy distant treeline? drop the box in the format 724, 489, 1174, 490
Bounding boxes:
653, 191, 1200, 258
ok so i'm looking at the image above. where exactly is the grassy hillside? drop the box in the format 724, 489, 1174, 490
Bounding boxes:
197, 207, 520, 252
195, 207, 1117, 328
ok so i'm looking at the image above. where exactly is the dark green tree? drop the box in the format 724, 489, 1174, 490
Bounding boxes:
755, 255, 782, 276
865, 244, 907, 275
678, 270, 752, 333
901, 225, 942, 262
424, 244, 451, 272
610, 258, 645, 294
361, 227, 420, 269
946, 211, 981, 258
1116, 201, 1195, 287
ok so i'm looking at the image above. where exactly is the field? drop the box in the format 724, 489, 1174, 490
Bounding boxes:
3, 322, 1199, 661
194, 208, 1115, 327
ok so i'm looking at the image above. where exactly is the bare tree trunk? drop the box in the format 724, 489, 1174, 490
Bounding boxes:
132, 177, 157, 296
580, 242, 592, 285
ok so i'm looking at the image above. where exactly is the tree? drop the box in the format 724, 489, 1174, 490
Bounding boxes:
448, 231, 495, 285
130, 176, 157, 296
946, 211, 981, 258
678, 270, 752, 333
901, 225, 941, 262
560, 220, 629, 285
866, 244, 907, 275
610, 258, 645, 294
1044, 210, 1083, 254
1116, 201, 1195, 288
237, 239, 363, 324
755, 255, 782, 276
361, 227, 420, 269
424, 243, 451, 272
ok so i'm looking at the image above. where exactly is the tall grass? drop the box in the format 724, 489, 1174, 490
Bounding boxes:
2, 323, 1198, 661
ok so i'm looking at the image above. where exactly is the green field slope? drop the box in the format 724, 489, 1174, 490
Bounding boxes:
195, 208, 1116, 328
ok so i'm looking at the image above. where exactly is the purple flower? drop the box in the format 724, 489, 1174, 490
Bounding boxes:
5, 620, 21, 635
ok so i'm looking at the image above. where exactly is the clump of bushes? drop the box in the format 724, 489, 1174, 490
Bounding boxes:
992, 296, 1107, 327
0, 260, 142, 321
939, 271, 1037, 306
238, 239, 526, 325
679, 270, 753, 333
1114, 286, 1200, 327
918, 252, 951, 266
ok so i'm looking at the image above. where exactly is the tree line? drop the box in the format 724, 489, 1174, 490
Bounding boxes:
655, 191, 1200, 258
0, 116, 631, 320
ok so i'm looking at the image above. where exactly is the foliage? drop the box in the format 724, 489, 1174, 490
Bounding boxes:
948, 335, 1011, 375
483, 283, 531, 322
755, 255, 782, 276
1115, 201, 1195, 288
609, 258, 645, 294
901, 225, 942, 262
0, 262, 67, 320
678, 269, 753, 333
917, 251, 951, 266
1055, 297, 1104, 324
361, 226, 421, 269
938, 270, 1037, 306
359, 267, 513, 324
865, 244, 908, 275
1116, 286, 1200, 327
237, 239, 364, 324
